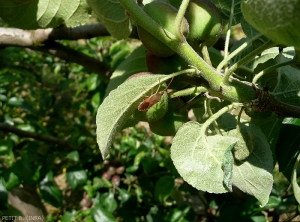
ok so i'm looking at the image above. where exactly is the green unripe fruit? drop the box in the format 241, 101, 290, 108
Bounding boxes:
185, 0, 222, 47
146, 51, 190, 89
149, 99, 188, 136
133, 91, 169, 122
138, 1, 189, 57
146, 51, 189, 74
241, 0, 300, 50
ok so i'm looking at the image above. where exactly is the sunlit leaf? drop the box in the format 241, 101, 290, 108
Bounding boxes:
96, 74, 173, 159
0, 0, 89, 29
39, 171, 62, 208
171, 121, 238, 193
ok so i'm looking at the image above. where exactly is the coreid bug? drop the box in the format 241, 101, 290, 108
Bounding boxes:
138, 76, 174, 111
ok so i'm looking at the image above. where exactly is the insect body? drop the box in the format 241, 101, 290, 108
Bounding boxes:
138, 76, 174, 111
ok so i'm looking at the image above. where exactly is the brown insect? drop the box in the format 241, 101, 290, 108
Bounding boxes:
138, 76, 174, 111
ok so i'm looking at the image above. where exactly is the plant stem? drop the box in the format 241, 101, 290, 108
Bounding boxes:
217, 33, 263, 72
119, 0, 256, 102
206, 99, 222, 135
222, 0, 235, 72
171, 86, 207, 98
201, 43, 212, 66
174, 0, 190, 41
252, 60, 294, 84
223, 40, 275, 85
200, 103, 242, 136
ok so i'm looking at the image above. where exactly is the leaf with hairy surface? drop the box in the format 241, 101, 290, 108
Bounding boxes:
96, 74, 173, 159
0, 0, 89, 29
87, 0, 132, 39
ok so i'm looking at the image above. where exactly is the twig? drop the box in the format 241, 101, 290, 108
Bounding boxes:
0, 123, 78, 150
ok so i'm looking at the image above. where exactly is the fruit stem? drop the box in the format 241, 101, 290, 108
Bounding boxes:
206, 99, 222, 135
171, 86, 207, 98
119, 0, 256, 102
174, 0, 190, 41
222, 40, 276, 85
200, 43, 212, 66
223, 0, 236, 73
252, 60, 294, 84
200, 103, 242, 137
217, 33, 263, 72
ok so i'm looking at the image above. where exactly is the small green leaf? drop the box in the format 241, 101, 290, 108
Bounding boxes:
66, 166, 88, 189
171, 121, 238, 193
100, 191, 118, 212
7, 97, 24, 106
87, 74, 101, 91
222, 142, 237, 192
271, 65, 300, 106
0, 179, 8, 209
96, 74, 173, 159
154, 175, 174, 203
66, 151, 80, 163
92, 204, 117, 222
0, 0, 90, 29
87, 0, 132, 39
211, 0, 242, 25
12, 158, 41, 184
2, 172, 20, 190
116, 187, 131, 204
292, 153, 300, 204
39, 171, 62, 208
105, 45, 147, 96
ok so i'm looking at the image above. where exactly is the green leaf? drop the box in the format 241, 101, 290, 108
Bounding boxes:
231, 123, 273, 207
291, 153, 300, 204
96, 74, 173, 159
39, 171, 62, 208
222, 142, 236, 192
7, 97, 24, 106
270, 65, 300, 106
154, 175, 174, 203
241, 0, 300, 50
17, 124, 36, 132
99, 191, 117, 212
87, 74, 101, 91
92, 204, 117, 222
276, 121, 300, 179
0, 179, 8, 209
116, 187, 131, 204
12, 157, 41, 184
171, 121, 273, 206
66, 166, 88, 189
66, 150, 80, 163
211, 0, 242, 25
0, 0, 90, 29
240, 18, 260, 39
171, 121, 238, 193
105, 45, 148, 97
2, 172, 20, 190
87, 0, 132, 39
